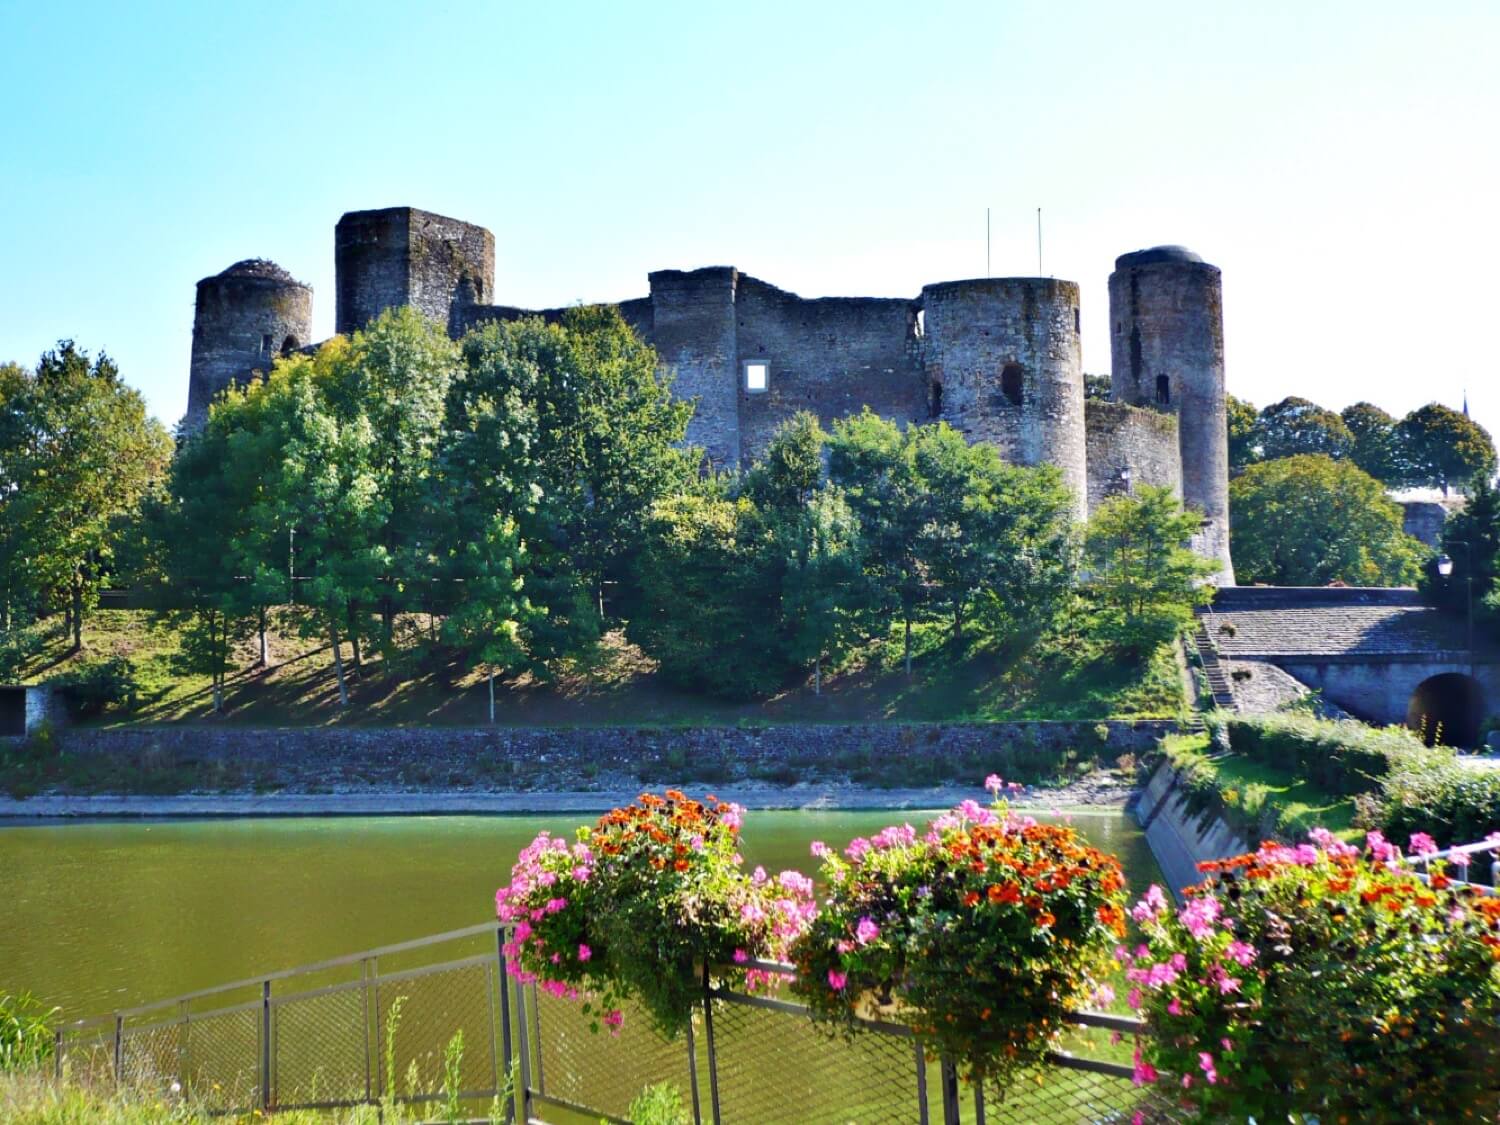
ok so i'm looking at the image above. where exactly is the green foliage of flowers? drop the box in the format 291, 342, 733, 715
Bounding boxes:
497, 790, 815, 1038
1127, 832, 1500, 1121
787, 780, 1128, 1088
0, 994, 57, 1071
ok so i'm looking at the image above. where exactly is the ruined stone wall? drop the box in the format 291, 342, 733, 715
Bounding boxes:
335, 207, 494, 336
648, 268, 740, 466
1084, 401, 1182, 511
923, 278, 1087, 517
186, 263, 312, 431
733, 276, 925, 462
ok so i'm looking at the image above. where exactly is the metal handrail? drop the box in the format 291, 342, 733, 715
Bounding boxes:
61, 920, 503, 1028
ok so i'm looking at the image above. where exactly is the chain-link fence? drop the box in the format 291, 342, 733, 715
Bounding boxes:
57, 924, 1176, 1123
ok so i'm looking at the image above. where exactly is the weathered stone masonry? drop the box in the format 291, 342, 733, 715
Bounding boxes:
185, 208, 1234, 578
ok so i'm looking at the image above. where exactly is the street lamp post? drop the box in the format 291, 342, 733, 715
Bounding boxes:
1435, 541, 1475, 680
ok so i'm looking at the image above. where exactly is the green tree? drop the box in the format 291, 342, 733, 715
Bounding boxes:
1229, 455, 1426, 586
1424, 476, 1500, 622
248, 341, 384, 706
1226, 394, 1260, 476
1341, 402, 1402, 484
776, 487, 865, 695
628, 493, 788, 698
828, 410, 1077, 673
522, 306, 696, 635
1253, 397, 1352, 462
1083, 486, 1215, 657
1398, 403, 1497, 495
0, 343, 171, 650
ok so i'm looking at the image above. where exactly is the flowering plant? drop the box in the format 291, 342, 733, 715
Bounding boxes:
496, 791, 814, 1037
788, 778, 1127, 1087
1127, 829, 1500, 1121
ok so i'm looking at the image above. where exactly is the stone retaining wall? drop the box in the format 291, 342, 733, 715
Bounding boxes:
56, 720, 1175, 789
1134, 757, 1249, 901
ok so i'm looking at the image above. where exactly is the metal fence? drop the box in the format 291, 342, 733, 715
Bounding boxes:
57, 924, 1181, 1123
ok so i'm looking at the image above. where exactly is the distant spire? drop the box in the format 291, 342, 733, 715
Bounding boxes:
1464, 389, 1470, 417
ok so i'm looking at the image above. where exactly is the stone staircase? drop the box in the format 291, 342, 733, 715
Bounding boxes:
1192, 620, 1238, 712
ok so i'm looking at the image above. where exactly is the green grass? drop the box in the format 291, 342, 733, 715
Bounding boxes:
1161, 732, 1362, 842
4, 609, 1184, 730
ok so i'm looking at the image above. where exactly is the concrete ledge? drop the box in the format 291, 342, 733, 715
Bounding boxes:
1134, 759, 1249, 901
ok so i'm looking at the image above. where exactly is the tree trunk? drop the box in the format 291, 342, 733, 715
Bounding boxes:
257, 607, 270, 669
348, 604, 362, 670
212, 678, 224, 714
382, 598, 394, 655
953, 605, 963, 645
71, 580, 83, 653
329, 618, 350, 708
488, 667, 496, 725
814, 655, 822, 696
904, 614, 912, 677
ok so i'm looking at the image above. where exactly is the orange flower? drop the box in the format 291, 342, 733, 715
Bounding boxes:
1036, 911, 1056, 928
963, 891, 981, 907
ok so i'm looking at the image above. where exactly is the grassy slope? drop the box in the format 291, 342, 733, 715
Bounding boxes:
1161, 731, 1360, 841
9, 609, 1185, 728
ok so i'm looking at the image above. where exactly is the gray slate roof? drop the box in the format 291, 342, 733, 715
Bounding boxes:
1201, 587, 1475, 659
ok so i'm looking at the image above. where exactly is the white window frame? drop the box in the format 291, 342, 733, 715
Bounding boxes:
743, 358, 770, 395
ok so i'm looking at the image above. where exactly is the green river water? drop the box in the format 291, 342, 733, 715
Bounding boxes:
0, 809, 1160, 1021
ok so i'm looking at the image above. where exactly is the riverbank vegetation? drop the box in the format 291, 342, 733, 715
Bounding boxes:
2, 312, 1205, 729
1161, 712, 1500, 848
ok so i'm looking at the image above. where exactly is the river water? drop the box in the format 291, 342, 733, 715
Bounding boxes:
0, 808, 1159, 1019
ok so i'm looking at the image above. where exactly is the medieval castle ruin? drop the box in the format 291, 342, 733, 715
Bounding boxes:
186, 206, 1234, 582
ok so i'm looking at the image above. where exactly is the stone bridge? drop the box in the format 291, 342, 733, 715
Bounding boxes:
1201, 587, 1497, 746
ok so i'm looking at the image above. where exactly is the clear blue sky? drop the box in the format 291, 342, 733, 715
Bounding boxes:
2, 1, 1496, 434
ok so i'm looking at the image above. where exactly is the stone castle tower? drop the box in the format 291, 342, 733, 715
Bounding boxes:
184, 206, 1234, 581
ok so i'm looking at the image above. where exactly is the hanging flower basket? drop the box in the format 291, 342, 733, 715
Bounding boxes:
788, 778, 1127, 1088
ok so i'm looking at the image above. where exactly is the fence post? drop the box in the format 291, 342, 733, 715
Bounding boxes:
113, 1014, 123, 1086
178, 999, 189, 1095
496, 928, 514, 1124
939, 1057, 961, 1125
260, 979, 272, 1110
513, 971, 533, 1124
360, 958, 373, 1106
913, 1040, 929, 1125
701, 964, 721, 1125
52, 1029, 62, 1081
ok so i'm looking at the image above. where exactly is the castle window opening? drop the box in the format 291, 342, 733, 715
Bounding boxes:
1074, 308, 1081, 333
914, 309, 925, 338
930, 381, 943, 419
1155, 374, 1171, 406
260, 333, 273, 356
1001, 363, 1023, 407
744, 360, 769, 394
281, 335, 299, 356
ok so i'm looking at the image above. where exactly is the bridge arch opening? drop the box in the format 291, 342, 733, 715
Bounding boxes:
1407, 672, 1484, 747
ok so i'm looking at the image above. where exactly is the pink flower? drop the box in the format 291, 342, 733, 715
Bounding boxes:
732, 949, 749, 964
1132, 1114, 1144, 1125
810, 840, 831, 859
577, 943, 592, 962
573, 866, 591, 882
1199, 1051, 1218, 1084
1409, 832, 1439, 857
855, 917, 880, 946
1225, 941, 1256, 967
845, 838, 871, 862
1093, 984, 1116, 1007
1167, 998, 1183, 1016
827, 970, 848, 991
1127, 987, 1143, 1010
1217, 975, 1241, 995
721, 805, 743, 831
984, 773, 1004, 795
1131, 885, 1168, 923
1131, 1046, 1157, 1086
603, 1009, 623, 1032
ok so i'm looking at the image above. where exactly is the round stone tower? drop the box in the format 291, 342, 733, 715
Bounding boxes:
185, 259, 312, 433
1108, 245, 1233, 583
921, 277, 1087, 518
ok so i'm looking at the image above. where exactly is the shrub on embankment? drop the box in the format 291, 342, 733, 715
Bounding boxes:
1179, 714, 1500, 851
1219, 711, 1425, 795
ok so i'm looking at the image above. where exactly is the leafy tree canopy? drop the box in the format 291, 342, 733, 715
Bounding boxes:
1254, 397, 1353, 462
1398, 403, 1496, 495
1341, 402, 1402, 484
1230, 454, 1426, 587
